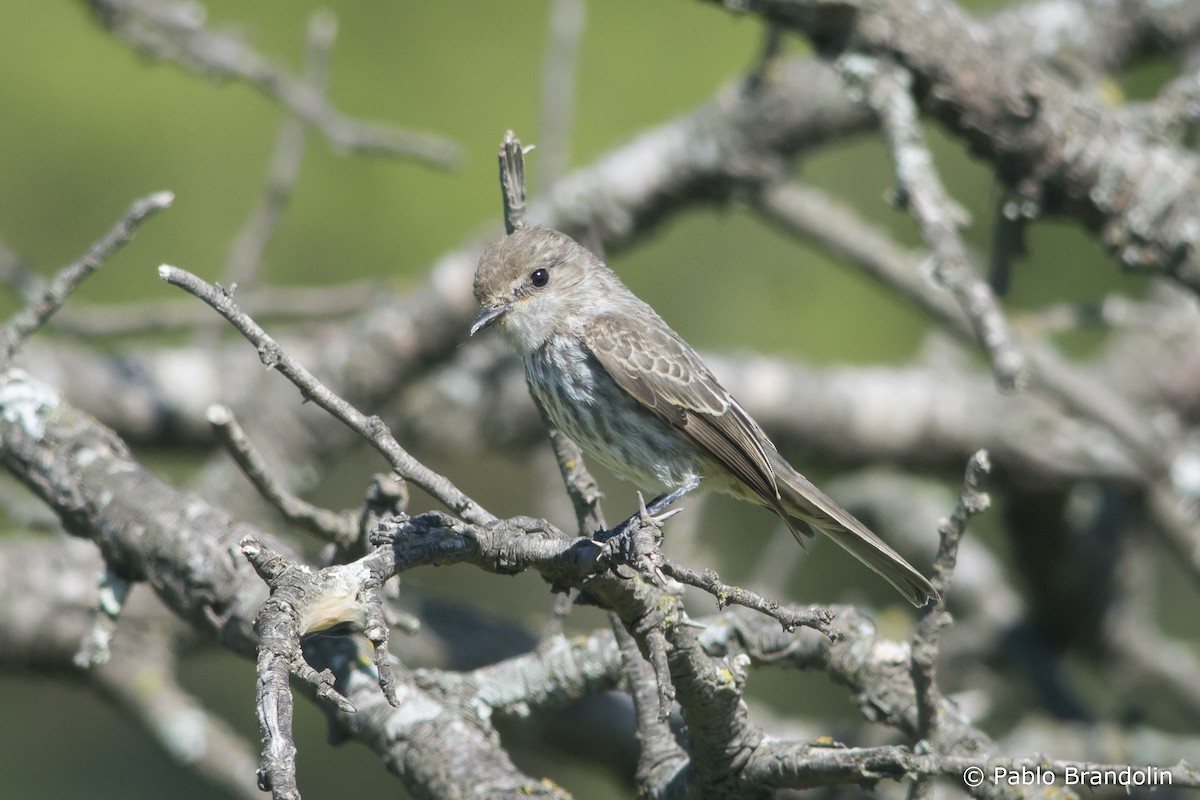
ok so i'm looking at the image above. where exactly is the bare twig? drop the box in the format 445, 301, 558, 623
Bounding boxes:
537, 0, 586, 190
500, 130, 530, 234
496, 131, 693, 739
240, 534, 398, 799
826, 467, 1022, 642
659, 559, 836, 636
642, 627, 676, 721
497, 131, 611, 642
224, 11, 335, 286
0, 191, 173, 366
207, 404, 358, 548
158, 264, 492, 526
909, 451, 991, 798
612, 617, 689, 797
548, 428, 607, 536
705, 0, 1200, 291
756, 177, 1200, 579
756, 180, 969, 336
497, 141, 719, 747
0, 534, 264, 800
840, 55, 1028, 392
52, 281, 384, 336
500, 130, 607, 537
88, 0, 460, 167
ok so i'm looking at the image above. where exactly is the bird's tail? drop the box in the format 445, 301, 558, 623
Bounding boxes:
770, 457, 938, 607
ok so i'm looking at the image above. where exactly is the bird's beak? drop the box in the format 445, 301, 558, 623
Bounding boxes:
470, 303, 511, 336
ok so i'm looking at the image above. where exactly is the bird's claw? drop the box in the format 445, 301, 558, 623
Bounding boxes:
594, 493, 680, 584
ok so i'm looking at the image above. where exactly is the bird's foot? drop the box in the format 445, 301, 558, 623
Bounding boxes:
594, 479, 697, 583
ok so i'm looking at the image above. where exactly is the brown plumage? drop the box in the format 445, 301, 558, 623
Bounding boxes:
471, 226, 937, 606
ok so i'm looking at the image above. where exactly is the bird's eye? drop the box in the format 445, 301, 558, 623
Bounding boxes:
530, 268, 550, 288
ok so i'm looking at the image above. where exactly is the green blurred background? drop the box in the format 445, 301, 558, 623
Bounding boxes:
0, 0, 1170, 798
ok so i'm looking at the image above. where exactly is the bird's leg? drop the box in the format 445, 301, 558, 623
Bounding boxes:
643, 475, 702, 517
593, 476, 701, 583
594, 475, 700, 544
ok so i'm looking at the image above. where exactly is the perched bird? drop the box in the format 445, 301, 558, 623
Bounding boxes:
471, 226, 937, 606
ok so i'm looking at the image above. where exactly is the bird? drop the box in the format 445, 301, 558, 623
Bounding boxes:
470, 226, 937, 606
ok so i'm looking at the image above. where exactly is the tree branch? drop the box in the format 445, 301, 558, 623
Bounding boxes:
86, 0, 460, 166
0, 191, 172, 366
159, 264, 493, 526
841, 55, 1028, 391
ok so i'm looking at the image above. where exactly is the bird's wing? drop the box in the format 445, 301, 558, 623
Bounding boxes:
584, 312, 780, 504
585, 315, 933, 606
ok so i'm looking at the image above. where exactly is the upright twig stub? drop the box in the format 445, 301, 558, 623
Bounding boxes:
500, 130, 529, 234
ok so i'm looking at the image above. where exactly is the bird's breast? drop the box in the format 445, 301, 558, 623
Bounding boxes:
524, 336, 602, 438
524, 336, 703, 492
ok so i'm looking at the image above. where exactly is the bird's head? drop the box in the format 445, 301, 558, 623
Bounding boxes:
471, 226, 603, 351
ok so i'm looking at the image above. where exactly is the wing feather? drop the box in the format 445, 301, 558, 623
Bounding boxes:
584, 312, 935, 605
584, 313, 780, 505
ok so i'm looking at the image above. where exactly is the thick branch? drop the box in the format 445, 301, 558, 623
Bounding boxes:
0, 372, 567, 799
708, 0, 1200, 289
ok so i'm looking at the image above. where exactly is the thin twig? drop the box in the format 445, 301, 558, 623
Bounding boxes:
224, 11, 335, 286
755, 180, 969, 336
611, 616, 689, 796
500, 130, 530, 234
159, 265, 492, 526
207, 404, 358, 548
841, 55, 1029, 392
659, 559, 836, 637
908, 450, 991, 799
0, 191, 173, 366
642, 627, 676, 721
51, 280, 385, 336
90, 0, 460, 167
548, 429, 607, 536
756, 177, 1198, 577
500, 130, 608, 540
537, 0, 586, 190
